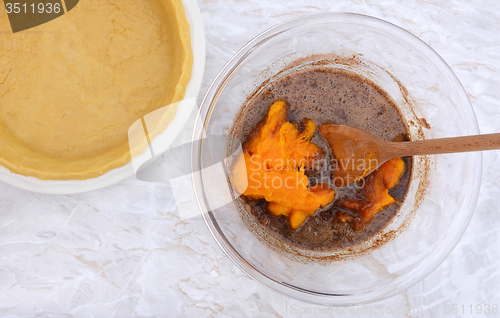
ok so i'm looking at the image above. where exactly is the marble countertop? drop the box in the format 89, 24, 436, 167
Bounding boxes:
1, 0, 499, 317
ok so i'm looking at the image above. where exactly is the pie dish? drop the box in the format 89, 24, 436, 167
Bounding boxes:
0, 0, 205, 193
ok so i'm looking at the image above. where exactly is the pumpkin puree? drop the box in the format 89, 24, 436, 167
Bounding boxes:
339, 157, 405, 230
233, 100, 335, 230
232, 100, 405, 232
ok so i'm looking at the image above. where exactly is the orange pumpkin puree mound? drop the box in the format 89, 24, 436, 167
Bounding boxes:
339, 157, 405, 231
235, 100, 335, 230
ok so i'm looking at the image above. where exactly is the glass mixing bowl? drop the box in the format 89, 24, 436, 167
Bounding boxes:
192, 13, 481, 305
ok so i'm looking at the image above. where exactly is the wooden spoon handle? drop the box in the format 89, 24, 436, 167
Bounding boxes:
389, 133, 500, 157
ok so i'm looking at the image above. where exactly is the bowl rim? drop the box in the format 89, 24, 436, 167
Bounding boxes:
0, 0, 206, 194
192, 11, 482, 305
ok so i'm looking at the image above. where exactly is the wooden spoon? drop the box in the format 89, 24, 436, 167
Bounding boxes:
319, 124, 500, 187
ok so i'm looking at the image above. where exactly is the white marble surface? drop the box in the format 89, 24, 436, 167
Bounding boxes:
1, 0, 500, 317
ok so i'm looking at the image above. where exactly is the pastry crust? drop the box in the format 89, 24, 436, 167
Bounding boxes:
0, 0, 193, 180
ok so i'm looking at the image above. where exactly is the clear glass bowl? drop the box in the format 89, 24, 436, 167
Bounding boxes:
192, 13, 481, 305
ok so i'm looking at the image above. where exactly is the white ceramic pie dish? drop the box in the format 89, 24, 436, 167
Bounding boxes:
0, 0, 205, 194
